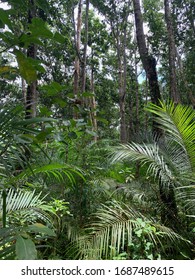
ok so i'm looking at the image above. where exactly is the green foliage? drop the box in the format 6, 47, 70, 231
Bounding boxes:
70, 201, 189, 260
0, 189, 56, 260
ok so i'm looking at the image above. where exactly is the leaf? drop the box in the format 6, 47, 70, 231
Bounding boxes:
19, 33, 44, 48
14, 50, 37, 83
53, 32, 66, 44
28, 223, 56, 237
0, 66, 17, 75
95, 116, 108, 125
29, 18, 53, 39
41, 81, 65, 96
14, 50, 45, 83
0, 31, 19, 45
16, 235, 37, 260
0, 8, 13, 30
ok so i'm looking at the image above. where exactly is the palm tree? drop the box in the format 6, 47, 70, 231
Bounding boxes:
111, 101, 195, 230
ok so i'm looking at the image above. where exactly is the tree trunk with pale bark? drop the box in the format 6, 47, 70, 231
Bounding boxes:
73, 0, 83, 101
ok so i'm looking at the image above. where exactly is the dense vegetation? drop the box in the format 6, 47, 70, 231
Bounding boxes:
0, 0, 194, 260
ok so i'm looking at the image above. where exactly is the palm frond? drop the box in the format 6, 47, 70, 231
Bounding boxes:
0, 188, 45, 213
146, 101, 195, 170
111, 142, 173, 187
0, 188, 54, 227
13, 163, 85, 186
70, 201, 190, 260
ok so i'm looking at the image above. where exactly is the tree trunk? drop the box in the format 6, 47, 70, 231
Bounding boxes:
73, 0, 83, 103
90, 66, 98, 142
164, 0, 180, 103
81, 0, 89, 95
134, 51, 139, 135
25, 0, 37, 118
132, 0, 161, 137
111, 20, 127, 143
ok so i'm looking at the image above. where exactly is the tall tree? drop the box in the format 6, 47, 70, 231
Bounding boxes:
81, 0, 89, 94
73, 0, 83, 107
26, 0, 37, 118
164, 0, 180, 103
132, 0, 161, 136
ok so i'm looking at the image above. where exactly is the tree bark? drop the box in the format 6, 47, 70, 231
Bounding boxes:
90, 66, 98, 142
81, 0, 89, 94
164, 0, 180, 103
111, 15, 128, 143
132, 0, 161, 137
73, 0, 83, 101
25, 0, 37, 118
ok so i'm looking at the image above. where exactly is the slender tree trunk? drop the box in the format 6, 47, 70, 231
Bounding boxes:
128, 95, 134, 141
26, 0, 37, 118
134, 52, 139, 135
81, 0, 89, 94
73, 0, 83, 103
22, 78, 26, 104
112, 22, 127, 143
132, 0, 161, 137
164, 0, 180, 103
90, 66, 98, 142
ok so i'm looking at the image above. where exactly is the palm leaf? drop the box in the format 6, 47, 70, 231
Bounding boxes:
146, 101, 195, 171
111, 142, 173, 188
71, 201, 189, 260
14, 163, 85, 186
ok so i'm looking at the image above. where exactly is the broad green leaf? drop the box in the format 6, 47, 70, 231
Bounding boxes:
41, 81, 65, 96
81, 92, 95, 98
29, 18, 53, 39
19, 33, 44, 48
14, 50, 37, 83
0, 8, 13, 30
95, 116, 109, 125
16, 235, 37, 260
14, 50, 45, 83
28, 223, 56, 237
53, 32, 66, 44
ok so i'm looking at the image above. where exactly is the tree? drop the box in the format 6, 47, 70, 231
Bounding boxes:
111, 101, 195, 230
164, 0, 180, 103
25, 0, 38, 118
132, 0, 161, 136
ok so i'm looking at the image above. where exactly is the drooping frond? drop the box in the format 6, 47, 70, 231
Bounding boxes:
14, 163, 85, 186
71, 201, 190, 260
176, 185, 195, 213
0, 188, 45, 213
111, 142, 173, 187
0, 188, 54, 226
146, 101, 195, 170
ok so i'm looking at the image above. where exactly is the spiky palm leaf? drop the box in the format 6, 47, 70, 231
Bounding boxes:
146, 101, 195, 171
0, 188, 53, 227
70, 201, 190, 260
0, 188, 57, 260
111, 142, 174, 188
111, 101, 195, 225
